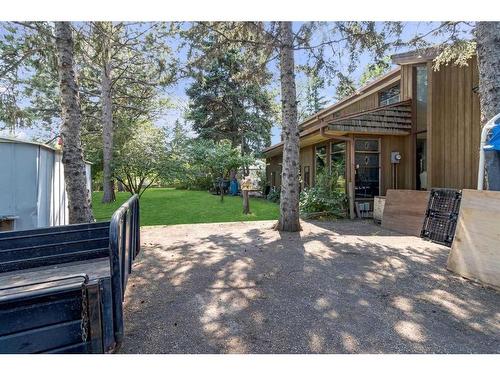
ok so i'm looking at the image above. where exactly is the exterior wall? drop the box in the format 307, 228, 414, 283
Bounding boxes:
265, 57, 482, 195
299, 145, 314, 190
336, 92, 380, 117
266, 134, 413, 196
428, 58, 480, 189
400, 64, 413, 101
266, 155, 282, 188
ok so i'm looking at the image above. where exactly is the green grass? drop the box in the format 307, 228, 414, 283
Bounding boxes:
92, 188, 279, 226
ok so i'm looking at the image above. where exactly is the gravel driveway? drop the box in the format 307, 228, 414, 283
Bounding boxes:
120, 220, 499, 353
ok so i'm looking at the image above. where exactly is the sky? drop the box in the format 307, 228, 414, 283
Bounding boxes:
0, 21, 474, 146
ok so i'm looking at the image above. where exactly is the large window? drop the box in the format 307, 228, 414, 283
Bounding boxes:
354, 139, 380, 198
315, 145, 327, 177
379, 84, 400, 106
331, 141, 346, 192
415, 65, 428, 132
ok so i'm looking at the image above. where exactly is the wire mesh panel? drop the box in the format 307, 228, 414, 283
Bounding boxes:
421, 188, 462, 246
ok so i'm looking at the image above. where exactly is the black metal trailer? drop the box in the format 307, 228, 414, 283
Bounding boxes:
0, 195, 140, 353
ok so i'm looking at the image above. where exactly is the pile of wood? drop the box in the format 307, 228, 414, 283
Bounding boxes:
380, 188, 500, 290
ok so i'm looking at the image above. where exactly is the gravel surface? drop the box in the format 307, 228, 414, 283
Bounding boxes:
120, 220, 500, 353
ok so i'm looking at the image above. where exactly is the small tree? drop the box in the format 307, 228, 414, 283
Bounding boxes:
189, 139, 253, 202
113, 122, 170, 197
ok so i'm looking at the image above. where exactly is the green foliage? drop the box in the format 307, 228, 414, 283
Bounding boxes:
359, 56, 391, 86
299, 170, 347, 217
335, 72, 357, 101
304, 66, 327, 117
433, 40, 477, 71
188, 138, 254, 181
266, 188, 281, 203
185, 47, 275, 154
256, 168, 268, 195
112, 122, 172, 197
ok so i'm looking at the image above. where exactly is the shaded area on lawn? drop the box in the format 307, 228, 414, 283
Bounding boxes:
120, 220, 500, 354
92, 188, 279, 226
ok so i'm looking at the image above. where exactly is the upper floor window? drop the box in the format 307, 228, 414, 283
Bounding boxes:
415, 65, 428, 132
379, 85, 401, 106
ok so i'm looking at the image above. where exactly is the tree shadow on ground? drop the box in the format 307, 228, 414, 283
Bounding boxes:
120, 220, 500, 354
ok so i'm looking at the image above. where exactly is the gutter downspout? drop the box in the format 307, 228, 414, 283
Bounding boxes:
478, 113, 500, 190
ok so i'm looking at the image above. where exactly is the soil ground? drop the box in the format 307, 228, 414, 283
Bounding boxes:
120, 220, 500, 353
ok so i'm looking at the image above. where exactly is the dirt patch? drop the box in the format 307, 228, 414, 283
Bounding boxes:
120, 220, 500, 353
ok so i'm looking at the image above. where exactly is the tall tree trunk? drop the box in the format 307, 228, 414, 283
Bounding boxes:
275, 21, 301, 232
54, 22, 94, 223
101, 59, 115, 203
475, 22, 500, 190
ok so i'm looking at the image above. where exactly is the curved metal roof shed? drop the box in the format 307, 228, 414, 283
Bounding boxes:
0, 136, 91, 231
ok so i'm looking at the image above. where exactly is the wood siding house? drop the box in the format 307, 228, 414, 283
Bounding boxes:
264, 49, 481, 218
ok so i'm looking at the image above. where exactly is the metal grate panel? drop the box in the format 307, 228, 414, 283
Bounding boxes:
421, 188, 462, 246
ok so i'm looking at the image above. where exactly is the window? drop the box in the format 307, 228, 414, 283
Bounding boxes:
355, 139, 380, 198
379, 85, 400, 106
315, 145, 327, 177
271, 171, 276, 187
303, 166, 310, 188
415, 65, 428, 132
331, 141, 346, 192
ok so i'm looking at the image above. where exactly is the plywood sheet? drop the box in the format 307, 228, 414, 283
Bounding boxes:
381, 189, 430, 236
447, 189, 500, 290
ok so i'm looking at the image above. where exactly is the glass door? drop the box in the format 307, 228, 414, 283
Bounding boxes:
354, 139, 380, 198
331, 141, 346, 193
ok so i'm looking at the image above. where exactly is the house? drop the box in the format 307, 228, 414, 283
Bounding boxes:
264, 48, 481, 218
0, 136, 92, 231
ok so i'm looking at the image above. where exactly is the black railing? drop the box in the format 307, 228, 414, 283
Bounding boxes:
109, 194, 140, 349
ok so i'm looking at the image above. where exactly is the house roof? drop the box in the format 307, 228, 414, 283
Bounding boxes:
327, 99, 412, 135
263, 67, 403, 157
391, 46, 441, 65
298, 67, 401, 131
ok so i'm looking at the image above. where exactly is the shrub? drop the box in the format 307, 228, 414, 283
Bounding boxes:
299, 170, 347, 218
267, 188, 281, 203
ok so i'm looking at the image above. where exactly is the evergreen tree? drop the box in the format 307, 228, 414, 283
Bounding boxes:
304, 67, 327, 117
185, 46, 274, 154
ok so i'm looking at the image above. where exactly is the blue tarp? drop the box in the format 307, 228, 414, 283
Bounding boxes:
485, 118, 500, 190
484, 124, 500, 151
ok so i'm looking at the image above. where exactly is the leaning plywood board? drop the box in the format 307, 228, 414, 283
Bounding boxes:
381, 189, 430, 236
447, 189, 500, 290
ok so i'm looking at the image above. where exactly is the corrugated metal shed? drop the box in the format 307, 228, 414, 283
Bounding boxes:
0, 136, 91, 231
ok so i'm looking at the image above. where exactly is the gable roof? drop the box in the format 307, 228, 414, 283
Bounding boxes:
391, 46, 441, 65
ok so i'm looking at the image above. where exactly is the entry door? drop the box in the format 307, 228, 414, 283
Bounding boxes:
354, 139, 380, 198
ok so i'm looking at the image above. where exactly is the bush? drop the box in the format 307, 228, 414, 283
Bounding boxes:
299, 170, 347, 218
256, 168, 268, 195
267, 188, 281, 203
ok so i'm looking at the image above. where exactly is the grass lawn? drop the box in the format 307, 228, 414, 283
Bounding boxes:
92, 188, 279, 226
